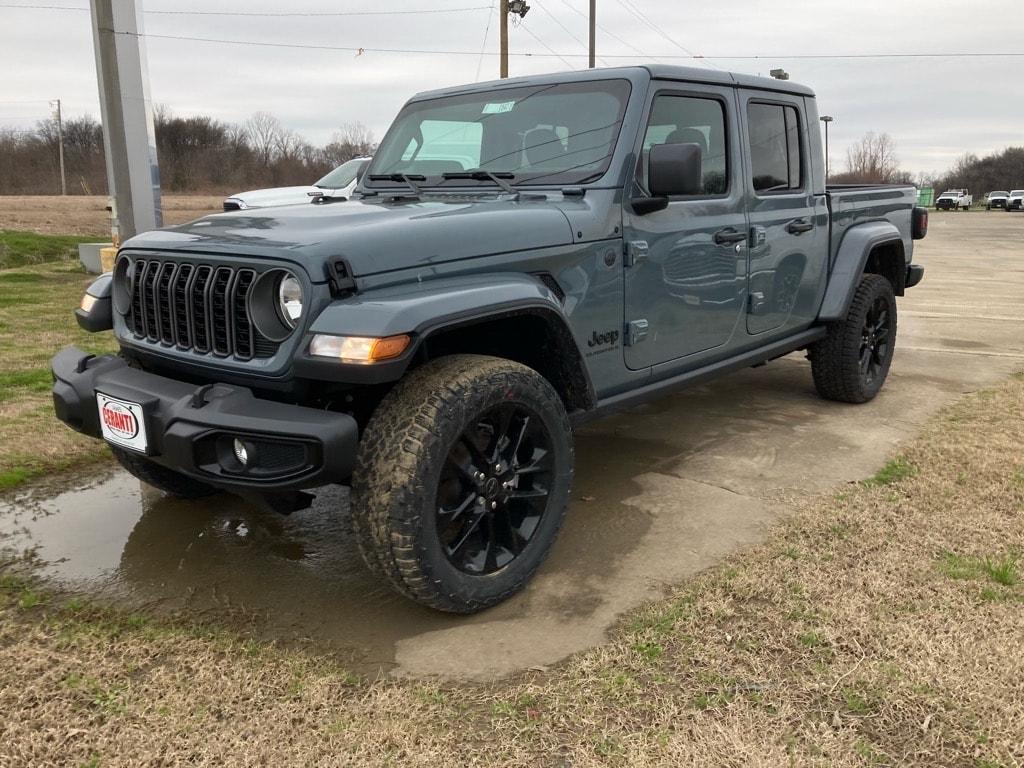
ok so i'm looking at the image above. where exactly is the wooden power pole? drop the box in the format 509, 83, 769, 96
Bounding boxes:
500, 0, 509, 78
54, 98, 67, 196
589, 0, 596, 68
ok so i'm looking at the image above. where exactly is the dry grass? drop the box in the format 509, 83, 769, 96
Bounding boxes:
0, 261, 118, 489
2, 374, 1023, 765
0, 195, 223, 237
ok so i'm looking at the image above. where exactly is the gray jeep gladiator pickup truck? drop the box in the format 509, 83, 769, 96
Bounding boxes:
53, 66, 927, 613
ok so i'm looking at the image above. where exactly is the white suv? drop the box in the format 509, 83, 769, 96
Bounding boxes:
223, 156, 371, 212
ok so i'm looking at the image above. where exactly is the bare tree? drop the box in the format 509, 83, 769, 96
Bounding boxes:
246, 111, 284, 168
842, 132, 900, 183
323, 121, 376, 165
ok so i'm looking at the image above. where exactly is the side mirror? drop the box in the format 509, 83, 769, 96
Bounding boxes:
649, 142, 703, 197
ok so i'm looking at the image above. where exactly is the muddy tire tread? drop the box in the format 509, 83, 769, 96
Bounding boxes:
350, 354, 572, 613
810, 273, 896, 404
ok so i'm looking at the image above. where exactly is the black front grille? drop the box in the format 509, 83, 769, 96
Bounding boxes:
121, 257, 276, 360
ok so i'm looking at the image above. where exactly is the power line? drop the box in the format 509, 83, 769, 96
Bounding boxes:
517, 21, 576, 70
614, 0, 715, 68
475, 2, 496, 81
532, 2, 608, 66
555, 0, 665, 60
0, 3, 492, 16
95, 29, 1024, 61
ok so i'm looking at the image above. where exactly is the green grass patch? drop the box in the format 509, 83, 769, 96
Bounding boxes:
864, 456, 917, 486
0, 230, 96, 270
0, 368, 53, 401
938, 552, 1019, 587
0, 259, 119, 491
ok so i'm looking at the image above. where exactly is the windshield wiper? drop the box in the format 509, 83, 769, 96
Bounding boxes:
368, 173, 426, 198
442, 170, 518, 196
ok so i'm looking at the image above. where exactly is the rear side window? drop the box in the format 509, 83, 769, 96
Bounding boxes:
747, 102, 802, 193
639, 94, 728, 196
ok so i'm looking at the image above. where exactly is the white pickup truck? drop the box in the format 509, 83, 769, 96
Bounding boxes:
935, 188, 972, 211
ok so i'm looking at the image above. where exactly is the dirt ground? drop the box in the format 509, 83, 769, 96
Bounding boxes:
0, 195, 223, 236
2, 373, 1022, 766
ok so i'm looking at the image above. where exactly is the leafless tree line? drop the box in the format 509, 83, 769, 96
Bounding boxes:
0, 110, 376, 195
931, 146, 1024, 195
832, 131, 1024, 192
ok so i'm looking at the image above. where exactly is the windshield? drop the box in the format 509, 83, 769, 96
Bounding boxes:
365, 79, 631, 188
990, 191, 1008, 196
1012, 190, 1024, 196
316, 157, 369, 189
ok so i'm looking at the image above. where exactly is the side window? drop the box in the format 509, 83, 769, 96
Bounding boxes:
747, 102, 803, 193
639, 94, 728, 196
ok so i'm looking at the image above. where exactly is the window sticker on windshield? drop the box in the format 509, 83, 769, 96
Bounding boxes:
482, 101, 515, 114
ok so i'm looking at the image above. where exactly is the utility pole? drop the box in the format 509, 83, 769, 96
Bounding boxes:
90, 0, 162, 242
589, 0, 596, 68
499, 1, 530, 79
53, 98, 67, 196
820, 115, 834, 182
500, 0, 508, 78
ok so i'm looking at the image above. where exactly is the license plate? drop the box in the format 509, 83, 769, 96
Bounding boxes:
97, 392, 148, 453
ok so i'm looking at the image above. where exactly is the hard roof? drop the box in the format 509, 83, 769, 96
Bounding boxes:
410, 65, 816, 102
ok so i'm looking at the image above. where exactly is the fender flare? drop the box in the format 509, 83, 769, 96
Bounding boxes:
817, 221, 904, 322
300, 273, 595, 405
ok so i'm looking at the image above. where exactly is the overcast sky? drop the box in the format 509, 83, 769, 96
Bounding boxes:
2, 0, 1022, 178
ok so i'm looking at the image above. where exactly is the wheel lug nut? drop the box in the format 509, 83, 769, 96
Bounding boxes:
491, 501, 498, 509
477, 496, 485, 505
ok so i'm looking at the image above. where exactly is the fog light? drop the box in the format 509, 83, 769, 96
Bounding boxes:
233, 438, 250, 466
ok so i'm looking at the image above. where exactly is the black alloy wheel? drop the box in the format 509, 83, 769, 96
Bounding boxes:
858, 296, 891, 389
810, 273, 897, 404
350, 354, 573, 613
436, 403, 554, 575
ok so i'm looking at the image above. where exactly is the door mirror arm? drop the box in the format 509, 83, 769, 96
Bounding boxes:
630, 196, 669, 215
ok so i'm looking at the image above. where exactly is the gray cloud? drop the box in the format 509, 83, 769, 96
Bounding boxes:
2, 0, 1022, 176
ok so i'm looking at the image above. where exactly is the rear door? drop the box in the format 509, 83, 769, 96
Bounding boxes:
739, 92, 828, 336
622, 83, 747, 371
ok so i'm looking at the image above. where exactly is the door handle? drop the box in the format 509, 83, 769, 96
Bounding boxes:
786, 218, 814, 235
713, 228, 748, 246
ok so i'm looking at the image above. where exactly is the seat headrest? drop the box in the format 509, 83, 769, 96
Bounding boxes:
665, 128, 707, 155
524, 128, 565, 168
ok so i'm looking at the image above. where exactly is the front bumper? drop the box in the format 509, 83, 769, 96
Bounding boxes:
52, 346, 359, 502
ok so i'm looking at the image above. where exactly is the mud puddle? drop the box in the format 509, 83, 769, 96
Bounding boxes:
0, 420, 684, 679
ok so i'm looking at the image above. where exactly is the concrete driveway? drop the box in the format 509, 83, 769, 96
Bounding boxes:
2, 211, 1022, 680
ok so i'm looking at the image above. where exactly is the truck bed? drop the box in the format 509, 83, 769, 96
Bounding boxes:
825, 184, 917, 269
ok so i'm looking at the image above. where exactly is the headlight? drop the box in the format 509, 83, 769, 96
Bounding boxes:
309, 334, 411, 363
277, 274, 303, 327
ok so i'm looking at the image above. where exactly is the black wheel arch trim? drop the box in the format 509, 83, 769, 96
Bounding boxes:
294, 272, 597, 408
817, 221, 908, 322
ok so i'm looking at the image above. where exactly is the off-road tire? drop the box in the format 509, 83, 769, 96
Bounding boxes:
810, 273, 897, 404
350, 354, 574, 614
110, 445, 217, 499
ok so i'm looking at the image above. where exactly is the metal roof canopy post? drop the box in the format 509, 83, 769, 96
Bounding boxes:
90, 0, 162, 243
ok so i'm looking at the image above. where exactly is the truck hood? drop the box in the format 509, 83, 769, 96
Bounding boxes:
125, 196, 576, 279
225, 185, 321, 209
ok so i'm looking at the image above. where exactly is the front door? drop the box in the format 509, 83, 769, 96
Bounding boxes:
739, 91, 827, 336
623, 85, 748, 371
